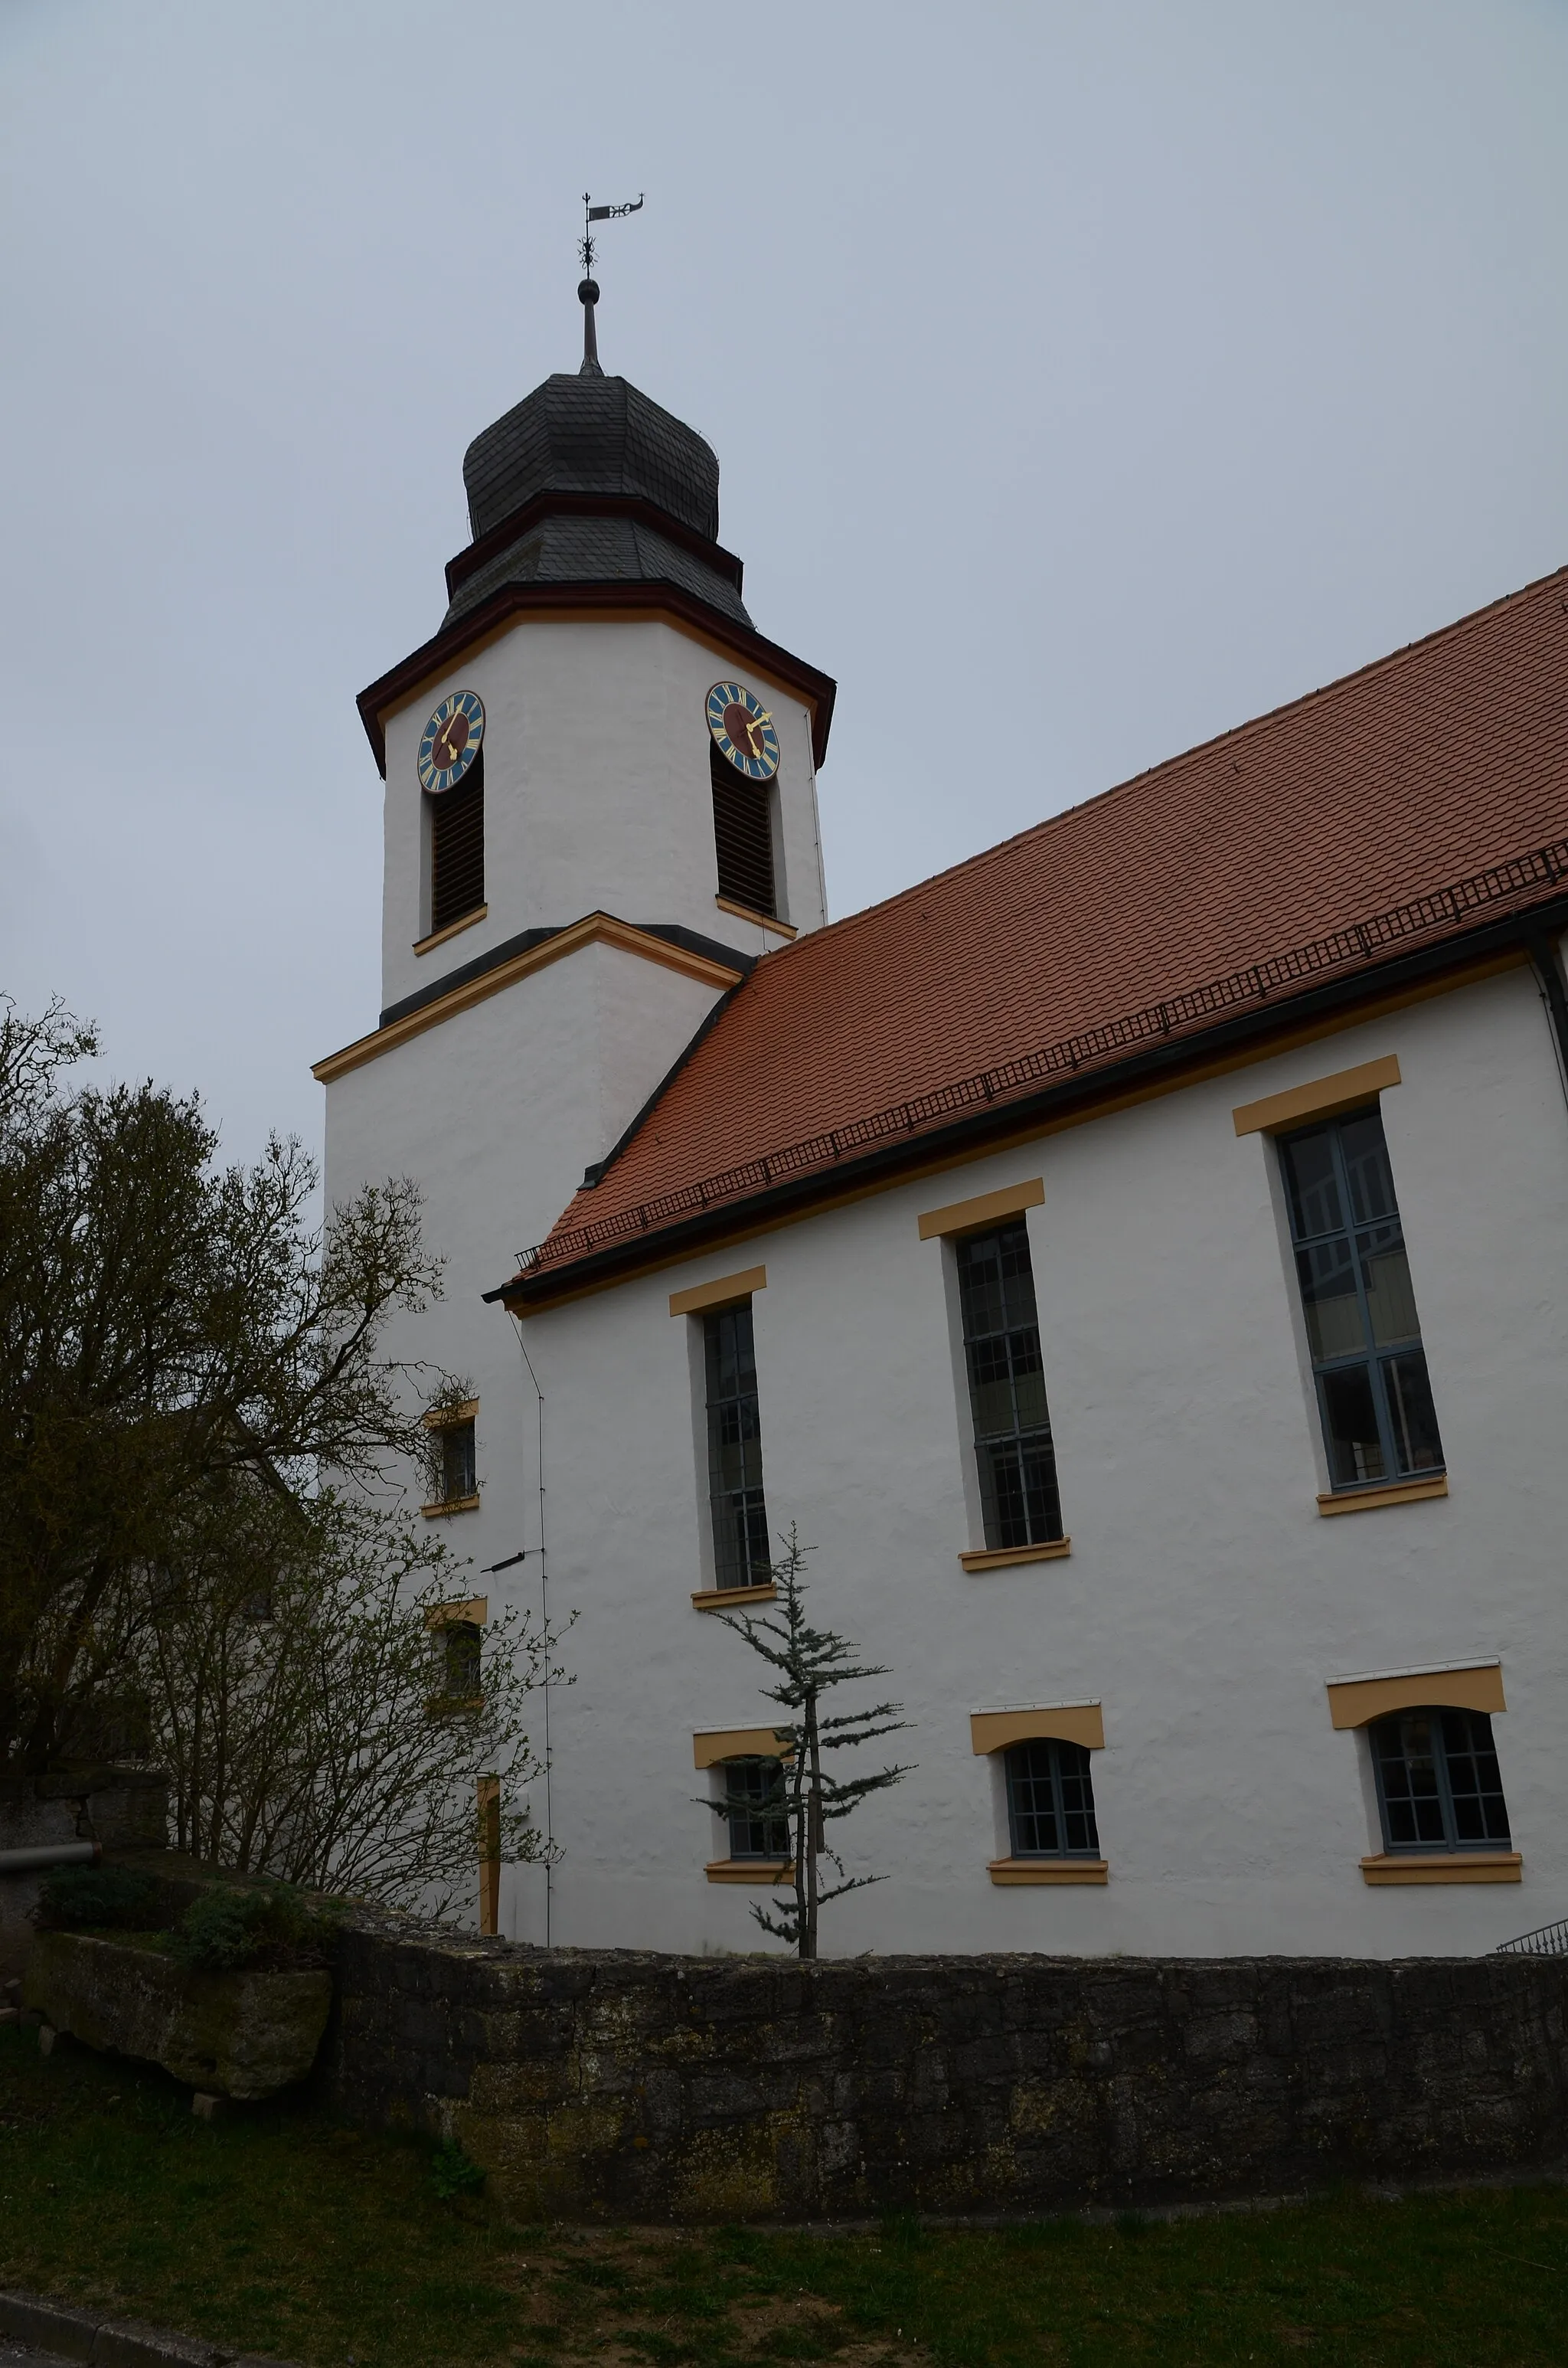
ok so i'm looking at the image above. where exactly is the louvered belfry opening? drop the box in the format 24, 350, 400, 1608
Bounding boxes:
430, 753, 485, 935
710, 742, 776, 919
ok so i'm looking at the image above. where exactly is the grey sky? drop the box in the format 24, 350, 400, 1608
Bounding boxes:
3, 0, 1566, 1171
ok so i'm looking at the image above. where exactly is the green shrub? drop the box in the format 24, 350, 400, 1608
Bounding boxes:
430, 2141, 486, 2200
34, 1866, 158, 1931
169, 1882, 320, 1971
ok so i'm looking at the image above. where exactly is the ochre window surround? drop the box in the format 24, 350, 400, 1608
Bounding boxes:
970, 1702, 1104, 1755
693, 1582, 779, 1611
705, 1859, 793, 1884
1326, 1658, 1504, 1729
413, 904, 488, 957
692, 1725, 793, 1769
1231, 1055, 1401, 1137
422, 1397, 479, 1430
669, 1266, 767, 1318
423, 1596, 488, 1630
917, 1177, 1044, 1241
960, 1539, 1072, 1572
1359, 1852, 1521, 1886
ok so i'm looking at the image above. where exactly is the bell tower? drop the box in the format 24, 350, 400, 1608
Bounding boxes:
314, 272, 837, 1383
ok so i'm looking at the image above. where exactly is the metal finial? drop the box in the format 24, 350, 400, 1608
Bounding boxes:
577, 191, 644, 376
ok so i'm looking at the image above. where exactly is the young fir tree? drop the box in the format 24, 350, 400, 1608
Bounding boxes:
711, 1527, 912, 1959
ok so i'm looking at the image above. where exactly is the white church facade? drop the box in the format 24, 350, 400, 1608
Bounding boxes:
318, 284, 1568, 1959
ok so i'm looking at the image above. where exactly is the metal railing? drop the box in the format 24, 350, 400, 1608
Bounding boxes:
1494, 1918, 1568, 1957
514, 831, 1568, 1279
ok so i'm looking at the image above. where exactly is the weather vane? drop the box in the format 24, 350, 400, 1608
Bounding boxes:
577, 192, 644, 376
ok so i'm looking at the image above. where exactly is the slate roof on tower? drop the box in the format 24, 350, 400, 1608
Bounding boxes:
503, 562, 1568, 1302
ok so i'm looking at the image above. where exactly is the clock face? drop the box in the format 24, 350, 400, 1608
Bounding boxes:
417, 689, 485, 793
707, 681, 781, 781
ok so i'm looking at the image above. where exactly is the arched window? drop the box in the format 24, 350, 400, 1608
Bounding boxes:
1003, 1738, 1100, 1860
1370, 1708, 1511, 1855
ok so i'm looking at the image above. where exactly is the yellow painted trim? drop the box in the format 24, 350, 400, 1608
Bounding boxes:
716, 895, 797, 939
918, 1177, 1044, 1241
1232, 1055, 1402, 1137
313, 914, 743, 1083
420, 1493, 481, 1519
1317, 1473, 1448, 1516
960, 1538, 1071, 1572
422, 1398, 479, 1430
1360, 1852, 1521, 1886
423, 1596, 488, 1630
668, 1265, 766, 1317
508, 951, 1530, 1316
692, 1584, 779, 1611
970, 1704, 1105, 1755
988, 1859, 1109, 1886
1328, 1660, 1504, 1730
413, 904, 488, 957
693, 1726, 792, 1769
705, 1860, 794, 1885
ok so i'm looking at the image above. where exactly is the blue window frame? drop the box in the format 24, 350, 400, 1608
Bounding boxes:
704, 1303, 771, 1588
1278, 1106, 1443, 1491
724, 1758, 789, 1860
1370, 1708, 1510, 1853
955, 1222, 1063, 1550
1004, 1738, 1100, 1858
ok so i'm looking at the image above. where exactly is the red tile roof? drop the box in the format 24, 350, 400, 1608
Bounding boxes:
524, 564, 1568, 1280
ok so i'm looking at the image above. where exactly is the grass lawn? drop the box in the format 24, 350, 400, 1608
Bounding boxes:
3, 2020, 1568, 2367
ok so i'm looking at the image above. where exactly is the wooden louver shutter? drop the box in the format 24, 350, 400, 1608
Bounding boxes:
710, 743, 776, 918
430, 757, 485, 934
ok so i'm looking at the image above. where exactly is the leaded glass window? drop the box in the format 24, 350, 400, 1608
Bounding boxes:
956, 1222, 1063, 1550
1370, 1708, 1511, 1853
1278, 1107, 1443, 1491
724, 1757, 790, 1860
704, 1303, 771, 1588
1004, 1739, 1100, 1858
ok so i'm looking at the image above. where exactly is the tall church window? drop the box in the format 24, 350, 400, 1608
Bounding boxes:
711, 742, 776, 919
1278, 1106, 1443, 1492
704, 1301, 771, 1588
429, 752, 485, 936
1370, 1709, 1510, 1854
956, 1222, 1063, 1552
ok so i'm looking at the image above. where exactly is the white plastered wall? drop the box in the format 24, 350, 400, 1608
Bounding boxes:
377, 617, 826, 1015
508, 957, 1568, 1958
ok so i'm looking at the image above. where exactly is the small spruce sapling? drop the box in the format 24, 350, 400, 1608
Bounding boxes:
710, 1526, 912, 1959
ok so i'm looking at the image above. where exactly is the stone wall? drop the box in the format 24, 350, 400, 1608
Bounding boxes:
0, 1770, 168, 1974
320, 1927, 1568, 2222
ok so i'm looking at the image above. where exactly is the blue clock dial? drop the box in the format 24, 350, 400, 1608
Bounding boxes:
707, 681, 781, 781
417, 689, 485, 794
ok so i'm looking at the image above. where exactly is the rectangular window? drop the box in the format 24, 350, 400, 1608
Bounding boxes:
704, 1302, 771, 1588
1278, 1107, 1443, 1490
1004, 1739, 1100, 1858
711, 744, 776, 918
430, 755, 485, 935
440, 1419, 476, 1505
956, 1222, 1063, 1550
1370, 1708, 1510, 1853
724, 1758, 790, 1859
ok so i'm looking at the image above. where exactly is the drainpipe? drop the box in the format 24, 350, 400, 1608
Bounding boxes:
0, 1841, 100, 1876
1528, 934, 1568, 1110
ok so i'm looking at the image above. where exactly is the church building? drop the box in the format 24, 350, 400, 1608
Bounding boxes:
317, 277, 1568, 1958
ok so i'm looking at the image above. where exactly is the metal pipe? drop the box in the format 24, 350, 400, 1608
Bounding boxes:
0, 1840, 100, 1876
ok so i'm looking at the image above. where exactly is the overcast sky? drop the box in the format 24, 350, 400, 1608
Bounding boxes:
3, 0, 1566, 1172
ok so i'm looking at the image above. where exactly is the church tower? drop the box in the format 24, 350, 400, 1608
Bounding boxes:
315, 278, 837, 1386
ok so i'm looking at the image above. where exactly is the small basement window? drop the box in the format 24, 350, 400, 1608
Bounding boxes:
429, 752, 485, 936
711, 741, 776, 919
1004, 1738, 1100, 1858
1370, 1707, 1511, 1854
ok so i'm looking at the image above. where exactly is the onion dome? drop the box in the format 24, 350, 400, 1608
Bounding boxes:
441, 368, 749, 632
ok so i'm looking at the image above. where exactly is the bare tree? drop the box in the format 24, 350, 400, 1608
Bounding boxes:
136, 1490, 564, 1920
710, 1527, 911, 1959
